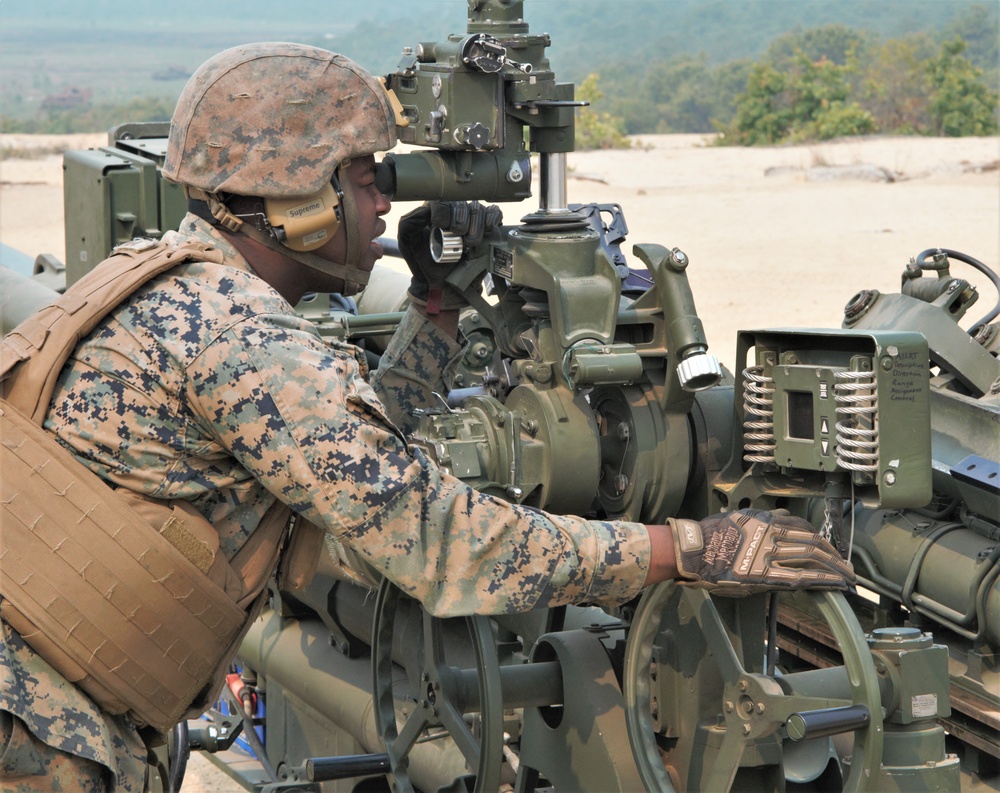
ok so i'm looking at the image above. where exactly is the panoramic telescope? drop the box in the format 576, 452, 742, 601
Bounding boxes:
1, 0, 997, 790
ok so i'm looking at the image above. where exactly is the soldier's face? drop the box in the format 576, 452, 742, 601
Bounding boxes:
315, 155, 391, 274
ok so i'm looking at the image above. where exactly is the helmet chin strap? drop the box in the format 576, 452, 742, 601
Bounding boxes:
189, 178, 370, 297
236, 222, 369, 297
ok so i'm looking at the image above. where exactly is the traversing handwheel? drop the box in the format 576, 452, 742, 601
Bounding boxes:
372, 578, 505, 793
624, 584, 883, 792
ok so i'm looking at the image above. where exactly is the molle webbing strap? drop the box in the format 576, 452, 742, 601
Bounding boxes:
338, 171, 363, 274
236, 219, 371, 296
185, 182, 371, 297
0, 239, 225, 424
0, 238, 292, 732
0, 400, 248, 732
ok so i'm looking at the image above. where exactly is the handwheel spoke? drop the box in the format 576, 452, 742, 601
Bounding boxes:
437, 698, 481, 769
700, 729, 745, 792
393, 705, 431, 759
372, 579, 504, 793
422, 608, 444, 669
685, 589, 746, 683
625, 584, 884, 793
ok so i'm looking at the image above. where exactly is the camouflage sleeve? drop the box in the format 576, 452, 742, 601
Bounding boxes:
186, 313, 650, 616
369, 305, 466, 435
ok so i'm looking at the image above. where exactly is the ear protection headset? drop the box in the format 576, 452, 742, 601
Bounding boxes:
263, 176, 343, 252
186, 165, 370, 295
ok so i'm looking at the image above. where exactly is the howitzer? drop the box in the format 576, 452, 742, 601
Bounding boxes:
1, 1, 997, 790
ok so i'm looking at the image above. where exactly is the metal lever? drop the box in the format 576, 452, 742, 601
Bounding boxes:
305, 753, 392, 782
785, 704, 871, 741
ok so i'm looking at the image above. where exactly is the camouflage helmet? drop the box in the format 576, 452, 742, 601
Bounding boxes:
163, 42, 397, 198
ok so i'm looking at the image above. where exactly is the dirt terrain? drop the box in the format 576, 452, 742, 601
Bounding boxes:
3, 132, 998, 370
1, 132, 998, 790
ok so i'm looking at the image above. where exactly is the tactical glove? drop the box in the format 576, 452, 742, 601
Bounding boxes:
669, 509, 855, 594
398, 201, 502, 314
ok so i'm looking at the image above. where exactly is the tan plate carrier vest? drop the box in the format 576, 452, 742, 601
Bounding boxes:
0, 239, 293, 734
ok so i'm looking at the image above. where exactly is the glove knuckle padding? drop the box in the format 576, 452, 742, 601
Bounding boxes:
428, 202, 455, 229
670, 509, 854, 594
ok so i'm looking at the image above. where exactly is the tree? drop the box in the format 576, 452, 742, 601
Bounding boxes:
862, 35, 935, 133
765, 24, 875, 69
645, 58, 718, 133
638, 55, 753, 134
723, 61, 795, 144
574, 74, 631, 150
942, 3, 1000, 82
722, 48, 874, 144
926, 38, 998, 136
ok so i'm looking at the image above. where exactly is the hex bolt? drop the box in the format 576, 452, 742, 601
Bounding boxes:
724, 701, 734, 712
669, 248, 689, 270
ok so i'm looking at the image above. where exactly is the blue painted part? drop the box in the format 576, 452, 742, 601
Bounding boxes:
952, 454, 1000, 495
0, 242, 35, 276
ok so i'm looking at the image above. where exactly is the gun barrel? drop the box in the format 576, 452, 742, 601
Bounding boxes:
1, 264, 59, 334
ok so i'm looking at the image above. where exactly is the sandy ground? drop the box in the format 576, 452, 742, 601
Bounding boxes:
1, 132, 998, 790
2, 132, 998, 371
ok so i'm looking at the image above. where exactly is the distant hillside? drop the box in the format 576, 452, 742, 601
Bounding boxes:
1, 0, 995, 125
308, 0, 998, 81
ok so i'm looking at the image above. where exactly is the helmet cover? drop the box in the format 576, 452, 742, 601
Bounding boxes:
163, 42, 396, 199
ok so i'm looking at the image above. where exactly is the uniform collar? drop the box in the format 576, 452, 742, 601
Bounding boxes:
163, 213, 254, 274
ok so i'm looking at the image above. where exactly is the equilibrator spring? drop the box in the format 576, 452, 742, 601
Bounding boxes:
743, 366, 776, 463
834, 370, 879, 472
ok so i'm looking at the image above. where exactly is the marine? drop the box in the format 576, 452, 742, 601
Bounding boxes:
0, 42, 853, 790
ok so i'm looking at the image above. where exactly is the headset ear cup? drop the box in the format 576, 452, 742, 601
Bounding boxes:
263, 182, 341, 252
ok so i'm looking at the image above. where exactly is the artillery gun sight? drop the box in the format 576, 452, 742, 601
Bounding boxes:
1, 1, 997, 790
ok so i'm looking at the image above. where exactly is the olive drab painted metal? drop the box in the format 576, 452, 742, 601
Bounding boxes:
1, 0, 997, 790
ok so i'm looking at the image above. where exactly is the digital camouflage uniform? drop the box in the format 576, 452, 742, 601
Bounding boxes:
0, 214, 651, 788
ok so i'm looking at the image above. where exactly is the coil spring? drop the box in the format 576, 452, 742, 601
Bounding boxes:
834, 370, 879, 472
742, 366, 776, 463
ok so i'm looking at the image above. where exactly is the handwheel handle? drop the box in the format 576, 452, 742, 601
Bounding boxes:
623, 584, 884, 793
